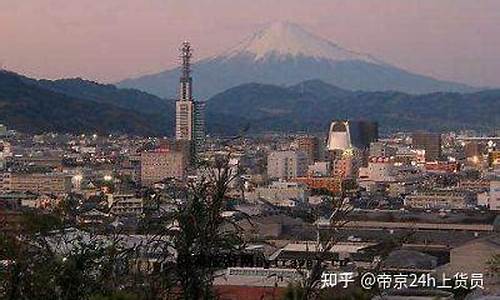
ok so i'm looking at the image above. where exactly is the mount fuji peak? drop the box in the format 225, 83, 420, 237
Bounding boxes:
222, 21, 380, 64
117, 22, 475, 98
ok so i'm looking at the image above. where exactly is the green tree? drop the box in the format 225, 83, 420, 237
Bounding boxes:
171, 154, 245, 300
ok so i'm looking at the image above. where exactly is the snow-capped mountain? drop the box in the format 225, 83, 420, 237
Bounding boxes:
117, 21, 474, 98
222, 21, 379, 63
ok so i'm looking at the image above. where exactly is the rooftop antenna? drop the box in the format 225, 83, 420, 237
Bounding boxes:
179, 41, 193, 101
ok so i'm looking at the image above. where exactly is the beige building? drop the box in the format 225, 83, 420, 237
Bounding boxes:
108, 194, 144, 217
140, 150, 186, 186
358, 159, 396, 182
267, 151, 307, 180
2, 172, 71, 194
251, 181, 309, 206
490, 181, 500, 210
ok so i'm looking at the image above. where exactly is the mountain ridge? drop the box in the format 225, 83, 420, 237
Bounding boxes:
205, 79, 499, 135
0, 70, 497, 136
0, 70, 171, 135
117, 21, 477, 98
30, 76, 175, 116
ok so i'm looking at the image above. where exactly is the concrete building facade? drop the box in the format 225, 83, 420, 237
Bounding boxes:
140, 150, 186, 185
267, 151, 307, 180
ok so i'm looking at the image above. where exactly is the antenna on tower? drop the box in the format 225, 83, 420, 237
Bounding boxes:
178, 41, 193, 101
180, 41, 193, 80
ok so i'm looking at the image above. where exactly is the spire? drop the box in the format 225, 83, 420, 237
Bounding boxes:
179, 41, 193, 101
175, 40, 204, 155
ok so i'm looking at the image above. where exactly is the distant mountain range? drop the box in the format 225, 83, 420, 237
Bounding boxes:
117, 21, 477, 99
205, 80, 499, 135
0, 70, 172, 135
0, 70, 498, 136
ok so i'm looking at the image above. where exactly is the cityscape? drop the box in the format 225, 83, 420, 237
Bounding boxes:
1, 1, 500, 300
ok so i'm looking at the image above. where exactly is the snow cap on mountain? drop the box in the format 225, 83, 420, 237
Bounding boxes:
223, 21, 380, 64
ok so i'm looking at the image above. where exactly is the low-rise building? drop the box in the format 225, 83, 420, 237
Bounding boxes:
424, 161, 459, 173
387, 181, 418, 197
369, 142, 397, 158
13, 155, 63, 169
2, 172, 72, 194
108, 194, 144, 217
251, 181, 308, 206
293, 176, 343, 195
490, 181, 500, 210
307, 161, 330, 177
140, 149, 186, 185
359, 157, 396, 182
0, 192, 37, 210
404, 190, 473, 209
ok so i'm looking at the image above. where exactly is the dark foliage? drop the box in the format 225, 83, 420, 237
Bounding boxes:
0, 70, 170, 136
206, 80, 500, 135
1, 70, 497, 137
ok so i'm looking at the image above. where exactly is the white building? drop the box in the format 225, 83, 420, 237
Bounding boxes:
251, 181, 309, 206
267, 151, 307, 180
327, 121, 352, 151
108, 194, 144, 217
175, 41, 204, 153
359, 158, 396, 182
307, 161, 330, 177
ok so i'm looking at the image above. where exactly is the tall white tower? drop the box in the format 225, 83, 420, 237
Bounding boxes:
175, 41, 194, 141
175, 41, 204, 154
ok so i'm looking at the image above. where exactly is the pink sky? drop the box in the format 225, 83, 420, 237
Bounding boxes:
1, 0, 499, 87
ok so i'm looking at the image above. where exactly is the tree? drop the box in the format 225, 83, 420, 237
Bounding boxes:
170, 154, 246, 299
301, 197, 352, 300
0, 208, 138, 299
1, 153, 247, 300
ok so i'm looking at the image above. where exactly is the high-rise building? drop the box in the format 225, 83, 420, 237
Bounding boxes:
296, 136, 320, 163
358, 121, 379, 147
175, 41, 204, 155
327, 121, 352, 151
326, 120, 377, 151
140, 149, 187, 186
160, 139, 192, 162
412, 132, 442, 162
332, 157, 356, 179
267, 151, 308, 180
